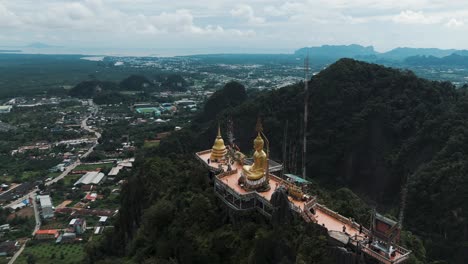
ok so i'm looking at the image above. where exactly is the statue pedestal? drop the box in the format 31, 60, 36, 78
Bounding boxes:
240, 172, 270, 192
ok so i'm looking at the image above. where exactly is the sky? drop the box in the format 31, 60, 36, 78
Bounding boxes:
0, 0, 467, 55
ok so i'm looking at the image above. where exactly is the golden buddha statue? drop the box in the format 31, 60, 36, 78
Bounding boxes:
242, 132, 267, 181
210, 125, 227, 161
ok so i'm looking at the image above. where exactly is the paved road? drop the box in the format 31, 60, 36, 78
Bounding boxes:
0, 184, 22, 198
7, 193, 42, 264
0, 182, 36, 205
4, 102, 101, 209
46, 102, 101, 186
8, 242, 26, 264
31, 193, 41, 235
6, 100, 101, 264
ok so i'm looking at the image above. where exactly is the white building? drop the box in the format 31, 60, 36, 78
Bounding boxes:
74, 171, 105, 185
0, 106, 12, 114
37, 195, 54, 219
108, 159, 134, 176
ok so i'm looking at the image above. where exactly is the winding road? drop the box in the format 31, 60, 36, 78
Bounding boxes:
6, 100, 101, 264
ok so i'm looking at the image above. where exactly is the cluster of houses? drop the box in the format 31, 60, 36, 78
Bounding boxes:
32, 159, 132, 244
132, 99, 198, 117
35, 216, 110, 244
35, 217, 87, 243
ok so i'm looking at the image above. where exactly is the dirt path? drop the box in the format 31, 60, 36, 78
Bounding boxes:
56, 200, 73, 208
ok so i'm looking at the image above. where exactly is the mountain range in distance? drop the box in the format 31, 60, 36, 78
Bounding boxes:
4, 42, 468, 59
4, 43, 468, 70
295, 44, 468, 62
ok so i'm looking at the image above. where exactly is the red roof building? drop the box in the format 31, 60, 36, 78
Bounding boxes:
35, 229, 59, 240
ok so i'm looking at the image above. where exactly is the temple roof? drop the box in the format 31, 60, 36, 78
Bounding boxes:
284, 174, 311, 184
376, 213, 398, 226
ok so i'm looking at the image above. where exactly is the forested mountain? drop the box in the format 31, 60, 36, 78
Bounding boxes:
196, 81, 247, 122
295, 44, 468, 62
159, 74, 188, 92
405, 53, 468, 67
378, 47, 460, 60
69, 73, 189, 103
120, 75, 153, 91
68, 80, 118, 98
295, 44, 377, 59
90, 59, 467, 263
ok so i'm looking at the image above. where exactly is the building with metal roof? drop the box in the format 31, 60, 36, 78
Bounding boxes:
0, 106, 12, 114
74, 171, 105, 185
37, 195, 54, 219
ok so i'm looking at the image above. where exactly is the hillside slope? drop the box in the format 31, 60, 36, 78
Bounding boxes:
198, 59, 465, 262
92, 59, 466, 263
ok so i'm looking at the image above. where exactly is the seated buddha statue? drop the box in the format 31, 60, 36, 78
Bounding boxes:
242, 133, 267, 181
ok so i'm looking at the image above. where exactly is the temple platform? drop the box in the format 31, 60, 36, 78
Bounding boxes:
196, 149, 411, 264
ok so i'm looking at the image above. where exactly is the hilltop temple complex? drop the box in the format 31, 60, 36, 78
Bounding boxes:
196, 120, 411, 264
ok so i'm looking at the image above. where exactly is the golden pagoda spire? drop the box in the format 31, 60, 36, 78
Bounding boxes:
255, 117, 263, 133
210, 124, 227, 161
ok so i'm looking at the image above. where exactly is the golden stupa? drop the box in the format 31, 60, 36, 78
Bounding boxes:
210, 125, 227, 160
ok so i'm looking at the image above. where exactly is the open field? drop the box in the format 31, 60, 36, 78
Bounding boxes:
8, 207, 34, 220
16, 243, 85, 264
143, 140, 160, 148
62, 174, 82, 187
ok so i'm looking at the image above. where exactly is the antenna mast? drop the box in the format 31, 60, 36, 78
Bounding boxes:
398, 173, 410, 228
282, 120, 288, 178
227, 118, 235, 146
302, 53, 309, 179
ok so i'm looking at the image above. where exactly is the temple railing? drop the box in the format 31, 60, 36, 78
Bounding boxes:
194, 151, 224, 173
362, 247, 394, 264
350, 221, 370, 236
269, 174, 284, 182
217, 169, 238, 179
257, 195, 272, 208
214, 184, 256, 212
361, 245, 410, 264
315, 203, 352, 226
214, 173, 257, 202
304, 196, 317, 210
394, 244, 411, 256
289, 203, 302, 213
196, 150, 212, 156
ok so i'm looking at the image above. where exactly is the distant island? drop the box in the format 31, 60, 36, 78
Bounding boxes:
0, 50, 21, 53
25, 42, 61, 49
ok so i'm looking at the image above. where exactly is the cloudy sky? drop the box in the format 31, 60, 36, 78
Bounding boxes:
1, 0, 467, 54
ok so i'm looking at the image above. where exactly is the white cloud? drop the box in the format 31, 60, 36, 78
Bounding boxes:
0, 3, 22, 27
392, 10, 440, 24
231, 4, 265, 25
264, 2, 304, 18
0, 1, 255, 38
445, 18, 464, 28
1, 0, 468, 52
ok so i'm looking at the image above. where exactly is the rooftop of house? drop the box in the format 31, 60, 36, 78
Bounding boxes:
74, 171, 105, 185
36, 229, 59, 235
37, 195, 52, 207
